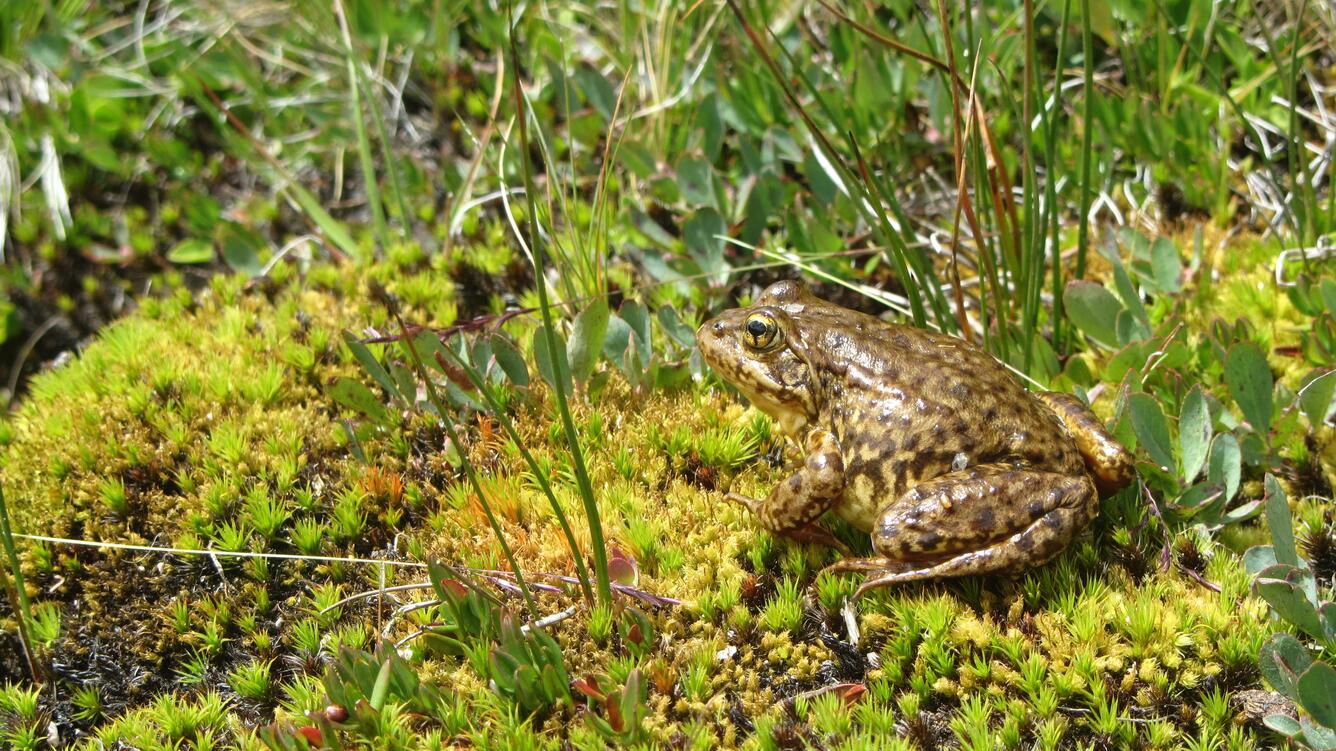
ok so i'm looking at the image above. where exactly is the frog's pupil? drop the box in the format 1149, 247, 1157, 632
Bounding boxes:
747, 319, 769, 339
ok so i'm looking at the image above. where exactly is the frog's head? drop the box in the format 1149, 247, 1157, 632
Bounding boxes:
697, 283, 819, 436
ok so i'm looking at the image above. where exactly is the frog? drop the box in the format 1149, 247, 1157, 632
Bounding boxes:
696, 280, 1135, 597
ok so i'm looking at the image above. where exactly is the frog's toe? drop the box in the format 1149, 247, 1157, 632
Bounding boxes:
725, 491, 763, 514
780, 523, 852, 555
822, 556, 917, 575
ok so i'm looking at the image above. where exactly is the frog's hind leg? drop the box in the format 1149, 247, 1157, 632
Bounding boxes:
1035, 391, 1135, 496
839, 464, 1097, 598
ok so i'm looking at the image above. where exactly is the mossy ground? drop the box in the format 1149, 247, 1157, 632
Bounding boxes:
0, 237, 1326, 751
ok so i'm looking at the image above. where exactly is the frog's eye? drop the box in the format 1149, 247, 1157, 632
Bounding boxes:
743, 313, 782, 351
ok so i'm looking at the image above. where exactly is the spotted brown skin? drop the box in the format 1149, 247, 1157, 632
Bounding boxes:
698, 280, 1136, 597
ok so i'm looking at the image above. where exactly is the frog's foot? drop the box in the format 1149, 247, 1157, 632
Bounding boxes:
728, 492, 851, 555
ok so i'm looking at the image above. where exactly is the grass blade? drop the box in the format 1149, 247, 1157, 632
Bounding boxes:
509, 6, 612, 607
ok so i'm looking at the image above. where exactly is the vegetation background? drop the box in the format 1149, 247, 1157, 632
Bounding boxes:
0, 0, 1334, 749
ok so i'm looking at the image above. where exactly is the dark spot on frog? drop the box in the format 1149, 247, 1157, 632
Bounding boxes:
974, 508, 995, 529
1026, 501, 1044, 518
902, 434, 920, 453
917, 531, 943, 551
1015, 534, 1035, 552
982, 407, 998, 421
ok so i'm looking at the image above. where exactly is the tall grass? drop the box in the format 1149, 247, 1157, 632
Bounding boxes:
507, 9, 613, 608
0, 485, 38, 681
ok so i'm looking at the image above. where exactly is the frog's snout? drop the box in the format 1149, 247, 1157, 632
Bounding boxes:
696, 318, 727, 351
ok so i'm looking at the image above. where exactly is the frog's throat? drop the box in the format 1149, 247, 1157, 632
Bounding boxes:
734, 381, 812, 438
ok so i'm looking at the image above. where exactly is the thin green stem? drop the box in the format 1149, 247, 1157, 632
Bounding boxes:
1020, 0, 1037, 373
1075, 0, 1095, 282
509, 10, 613, 607
1046, 0, 1074, 356
0, 485, 39, 681
334, 0, 389, 258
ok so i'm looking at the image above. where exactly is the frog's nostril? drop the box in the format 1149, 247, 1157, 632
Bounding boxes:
712, 321, 724, 336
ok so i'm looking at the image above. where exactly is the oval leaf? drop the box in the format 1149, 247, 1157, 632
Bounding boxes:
1064, 281, 1122, 349
1259, 632, 1312, 701
532, 328, 571, 395
1224, 342, 1274, 435
1264, 474, 1297, 568
1298, 662, 1336, 729
166, 238, 215, 265
1179, 385, 1211, 484
1207, 433, 1241, 501
1149, 236, 1181, 293
567, 299, 609, 384
1263, 714, 1301, 737
1298, 369, 1336, 427
1128, 393, 1174, 471
328, 377, 389, 423
490, 334, 529, 387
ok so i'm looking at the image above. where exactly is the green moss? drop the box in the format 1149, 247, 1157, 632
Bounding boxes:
0, 260, 1293, 749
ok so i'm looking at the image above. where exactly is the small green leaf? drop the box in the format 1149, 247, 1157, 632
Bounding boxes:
619, 141, 656, 178
572, 64, 616, 121
698, 93, 723, 161
1263, 713, 1301, 737
683, 208, 728, 281
1179, 385, 1211, 484
219, 224, 263, 277
1321, 278, 1336, 317
532, 328, 571, 395
619, 302, 652, 368
1110, 258, 1151, 332
656, 306, 696, 349
328, 378, 389, 423
1149, 237, 1181, 293
166, 238, 215, 265
1259, 632, 1312, 701
1264, 474, 1297, 568
1207, 433, 1241, 501
675, 157, 716, 208
343, 331, 405, 406
1300, 716, 1336, 751
1128, 393, 1174, 471
1298, 369, 1336, 427
602, 315, 632, 371
1298, 662, 1336, 729
490, 334, 529, 387
1224, 342, 1274, 435
1256, 565, 1324, 640
567, 299, 610, 384
1063, 281, 1122, 349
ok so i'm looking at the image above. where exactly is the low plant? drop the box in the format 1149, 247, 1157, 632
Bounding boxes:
571, 669, 648, 745
1245, 474, 1336, 749
487, 612, 573, 715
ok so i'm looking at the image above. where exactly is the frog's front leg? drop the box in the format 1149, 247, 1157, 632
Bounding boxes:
825, 464, 1096, 597
727, 428, 848, 550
